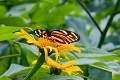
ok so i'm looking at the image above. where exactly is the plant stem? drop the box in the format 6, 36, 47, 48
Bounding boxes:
97, 0, 120, 48
0, 54, 20, 59
107, 45, 120, 52
23, 53, 45, 80
77, 0, 102, 34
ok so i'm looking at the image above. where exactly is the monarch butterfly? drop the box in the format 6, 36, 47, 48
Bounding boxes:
34, 29, 80, 45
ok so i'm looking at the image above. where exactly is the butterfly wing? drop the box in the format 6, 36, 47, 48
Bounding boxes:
50, 30, 80, 44
34, 29, 49, 38
34, 29, 80, 44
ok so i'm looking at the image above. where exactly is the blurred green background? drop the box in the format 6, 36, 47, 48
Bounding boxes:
0, 0, 120, 80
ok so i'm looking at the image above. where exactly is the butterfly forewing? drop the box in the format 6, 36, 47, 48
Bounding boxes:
34, 29, 80, 44
51, 30, 80, 43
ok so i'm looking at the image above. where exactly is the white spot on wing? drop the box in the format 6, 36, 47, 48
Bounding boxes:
67, 36, 75, 42
38, 30, 41, 34
34, 30, 42, 37
60, 30, 68, 35
69, 35, 73, 37
71, 32, 78, 39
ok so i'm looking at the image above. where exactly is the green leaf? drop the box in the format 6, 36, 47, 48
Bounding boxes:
14, 42, 38, 66
0, 26, 21, 34
75, 48, 116, 66
0, 5, 7, 16
0, 26, 22, 41
0, 76, 11, 80
14, 42, 38, 56
90, 62, 111, 71
76, 58, 100, 65
105, 35, 120, 45
112, 72, 120, 80
51, 4, 81, 16
21, 2, 40, 19
24, 53, 45, 80
101, 43, 115, 51
41, 75, 84, 80
89, 61, 120, 75
0, 56, 10, 75
79, 47, 115, 57
94, 6, 114, 23
94, 56, 120, 62
32, 0, 59, 21
89, 66, 112, 80
89, 28, 100, 47
6, 3, 35, 17
27, 51, 38, 65
46, 4, 81, 27
114, 49, 120, 56
0, 41, 10, 75
0, 33, 20, 41
31, 68, 50, 80
0, 64, 32, 78
0, 17, 27, 27
32, 0, 81, 29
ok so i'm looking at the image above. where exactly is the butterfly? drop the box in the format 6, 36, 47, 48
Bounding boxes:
34, 29, 80, 45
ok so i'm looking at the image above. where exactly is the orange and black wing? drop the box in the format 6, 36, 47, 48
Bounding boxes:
50, 30, 80, 44
34, 29, 80, 44
34, 29, 50, 38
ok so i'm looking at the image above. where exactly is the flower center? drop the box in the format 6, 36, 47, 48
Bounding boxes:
38, 38, 58, 48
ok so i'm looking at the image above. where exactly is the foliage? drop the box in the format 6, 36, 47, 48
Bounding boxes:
0, 0, 120, 80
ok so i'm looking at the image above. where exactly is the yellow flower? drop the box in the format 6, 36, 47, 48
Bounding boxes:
14, 29, 81, 61
32, 58, 83, 75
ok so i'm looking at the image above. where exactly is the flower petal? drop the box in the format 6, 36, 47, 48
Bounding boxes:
57, 44, 81, 53
44, 47, 48, 61
47, 58, 59, 68
42, 59, 83, 75
14, 32, 23, 35
53, 48, 59, 61
64, 66, 83, 75
32, 60, 37, 64
42, 64, 50, 69
61, 61, 76, 69
46, 46, 53, 53
14, 29, 39, 46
